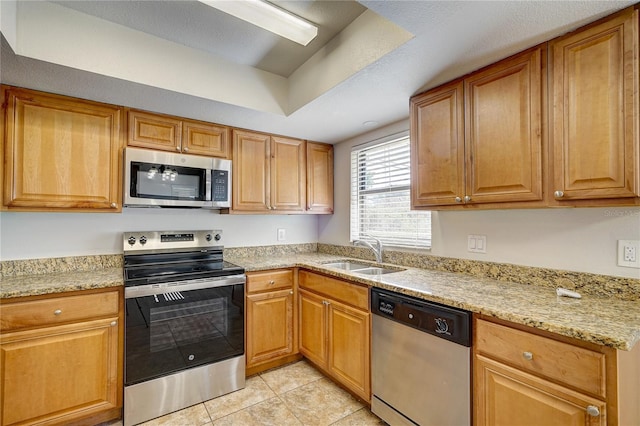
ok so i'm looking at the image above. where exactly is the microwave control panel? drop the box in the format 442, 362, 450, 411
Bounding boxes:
212, 170, 229, 201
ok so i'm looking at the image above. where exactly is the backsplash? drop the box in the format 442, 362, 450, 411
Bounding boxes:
318, 243, 640, 301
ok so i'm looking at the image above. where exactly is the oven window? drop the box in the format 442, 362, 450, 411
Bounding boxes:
131, 161, 207, 201
125, 284, 244, 386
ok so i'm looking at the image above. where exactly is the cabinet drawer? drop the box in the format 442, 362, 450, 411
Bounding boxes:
299, 270, 368, 311
475, 319, 606, 397
0, 291, 120, 332
246, 270, 293, 293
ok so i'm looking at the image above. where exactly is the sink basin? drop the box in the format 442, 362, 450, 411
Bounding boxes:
352, 267, 400, 275
322, 261, 372, 271
321, 260, 405, 275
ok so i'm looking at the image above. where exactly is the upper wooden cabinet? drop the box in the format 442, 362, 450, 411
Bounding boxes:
549, 7, 639, 203
411, 46, 544, 208
306, 142, 334, 214
231, 129, 306, 213
127, 109, 230, 158
2, 86, 123, 212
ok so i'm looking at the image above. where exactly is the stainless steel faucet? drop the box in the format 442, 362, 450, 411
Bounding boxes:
353, 235, 383, 263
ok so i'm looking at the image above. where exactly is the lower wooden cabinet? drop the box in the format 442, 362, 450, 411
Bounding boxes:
245, 269, 299, 375
0, 288, 123, 426
474, 316, 640, 426
298, 270, 371, 402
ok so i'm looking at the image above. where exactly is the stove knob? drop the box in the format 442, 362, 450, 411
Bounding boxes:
205, 234, 212, 242
127, 236, 136, 246
140, 236, 147, 245
214, 233, 221, 241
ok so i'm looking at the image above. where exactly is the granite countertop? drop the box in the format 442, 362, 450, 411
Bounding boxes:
2, 252, 638, 351
226, 252, 640, 352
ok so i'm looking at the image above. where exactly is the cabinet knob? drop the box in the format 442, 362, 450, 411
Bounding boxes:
289, 290, 293, 295
110, 202, 117, 208
455, 197, 462, 203
554, 190, 564, 198
110, 321, 117, 327
183, 147, 189, 152
586, 405, 600, 417
54, 309, 62, 316
176, 146, 181, 151
464, 195, 472, 203
522, 351, 533, 361
268, 280, 275, 285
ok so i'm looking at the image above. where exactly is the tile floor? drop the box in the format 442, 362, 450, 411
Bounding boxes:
107, 360, 386, 426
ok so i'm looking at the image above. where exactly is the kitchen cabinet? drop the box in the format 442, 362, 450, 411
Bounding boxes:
549, 7, 639, 203
0, 288, 124, 426
231, 129, 306, 213
411, 46, 544, 209
474, 316, 640, 426
298, 270, 370, 402
245, 269, 300, 375
306, 142, 334, 214
2, 85, 123, 212
127, 109, 230, 158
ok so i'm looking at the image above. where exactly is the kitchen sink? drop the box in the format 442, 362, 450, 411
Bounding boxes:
322, 260, 404, 275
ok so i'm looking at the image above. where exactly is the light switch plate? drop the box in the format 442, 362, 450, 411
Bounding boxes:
277, 228, 286, 241
468, 235, 487, 253
617, 240, 640, 268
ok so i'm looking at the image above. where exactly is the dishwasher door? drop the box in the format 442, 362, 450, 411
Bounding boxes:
372, 314, 471, 426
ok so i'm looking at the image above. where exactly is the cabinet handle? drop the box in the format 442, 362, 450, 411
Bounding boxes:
268, 280, 275, 285
455, 197, 463, 203
110, 202, 117, 208
54, 309, 62, 316
110, 321, 117, 327
554, 190, 564, 198
289, 290, 293, 295
183, 147, 189, 152
586, 405, 600, 417
464, 195, 472, 203
522, 351, 533, 361
176, 146, 181, 151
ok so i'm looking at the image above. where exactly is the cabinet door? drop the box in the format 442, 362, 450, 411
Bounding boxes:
475, 355, 606, 426
3, 87, 122, 211
246, 289, 294, 367
271, 136, 305, 211
550, 9, 639, 200
298, 289, 327, 368
0, 318, 120, 426
232, 130, 270, 211
183, 119, 230, 158
306, 142, 334, 213
127, 109, 182, 152
327, 300, 371, 402
410, 80, 465, 207
465, 47, 543, 203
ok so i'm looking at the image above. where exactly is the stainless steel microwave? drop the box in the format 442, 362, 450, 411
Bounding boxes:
124, 147, 231, 209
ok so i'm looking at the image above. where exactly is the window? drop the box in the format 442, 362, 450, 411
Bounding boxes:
350, 132, 431, 248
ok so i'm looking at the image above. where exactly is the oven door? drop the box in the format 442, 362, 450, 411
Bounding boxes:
124, 280, 245, 386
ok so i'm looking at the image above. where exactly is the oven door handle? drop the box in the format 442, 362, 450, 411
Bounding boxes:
124, 274, 246, 299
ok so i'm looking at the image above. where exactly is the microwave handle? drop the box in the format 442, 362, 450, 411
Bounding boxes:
205, 170, 212, 201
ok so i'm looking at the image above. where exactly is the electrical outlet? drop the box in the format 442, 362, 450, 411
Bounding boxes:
468, 235, 487, 253
277, 228, 286, 241
617, 240, 640, 268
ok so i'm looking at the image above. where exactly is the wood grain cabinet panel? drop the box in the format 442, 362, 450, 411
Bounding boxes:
245, 270, 298, 375
271, 136, 305, 212
298, 270, 371, 402
306, 142, 334, 213
2, 86, 123, 211
411, 46, 544, 208
182, 119, 230, 158
0, 288, 123, 426
550, 7, 639, 201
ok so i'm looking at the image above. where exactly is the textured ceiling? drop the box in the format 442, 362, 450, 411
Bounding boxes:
1, 1, 635, 144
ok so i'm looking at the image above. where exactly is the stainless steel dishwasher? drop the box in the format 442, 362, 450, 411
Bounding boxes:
371, 288, 471, 426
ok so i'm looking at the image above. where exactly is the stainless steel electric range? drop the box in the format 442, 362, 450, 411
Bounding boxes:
122, 230, 245, 426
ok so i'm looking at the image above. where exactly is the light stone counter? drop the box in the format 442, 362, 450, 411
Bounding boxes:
227, 252, 640, 351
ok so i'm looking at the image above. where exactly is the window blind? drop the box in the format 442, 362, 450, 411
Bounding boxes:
350, 133, 431, 248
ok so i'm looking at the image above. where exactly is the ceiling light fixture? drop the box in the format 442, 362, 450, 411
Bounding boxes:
199, 0, 318, 46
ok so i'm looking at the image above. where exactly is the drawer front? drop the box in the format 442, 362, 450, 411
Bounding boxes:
299, 270, 368, 311
475, 319, 606, 397
246, 269, 293, 294
0, 290, 120, 331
